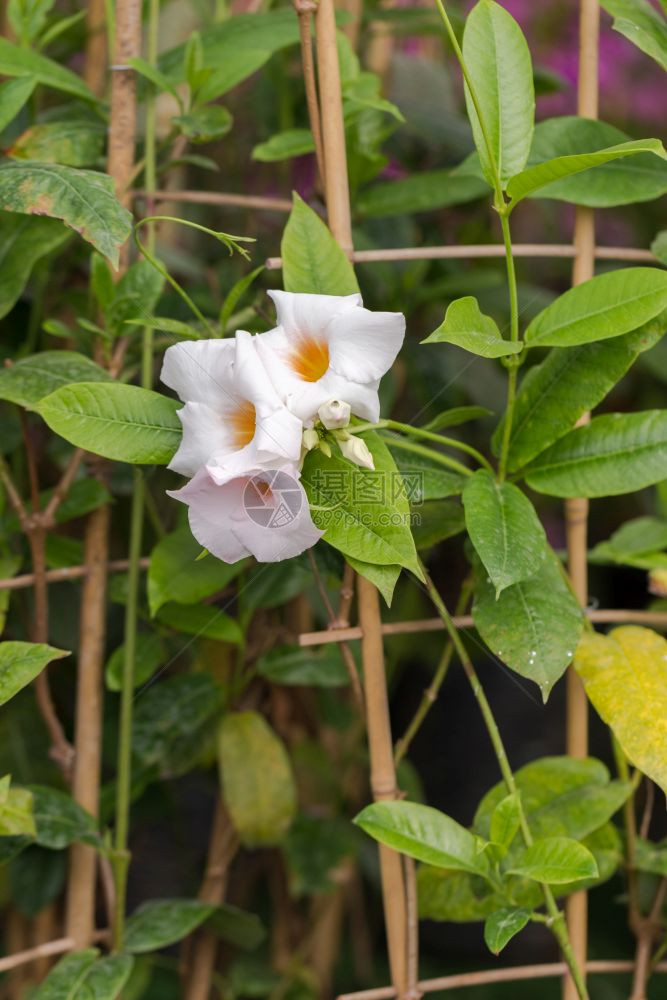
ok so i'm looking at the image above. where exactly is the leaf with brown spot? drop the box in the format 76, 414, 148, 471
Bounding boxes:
0, 161, 132, 268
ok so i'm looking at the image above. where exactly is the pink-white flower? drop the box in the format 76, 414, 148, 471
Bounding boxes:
255, 291, 405, 424
169, 461, 322, 564
161, 331, 303, 478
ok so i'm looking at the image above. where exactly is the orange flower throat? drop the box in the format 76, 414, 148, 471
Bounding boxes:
289, 334, 329, 382
230, 400, 256, 447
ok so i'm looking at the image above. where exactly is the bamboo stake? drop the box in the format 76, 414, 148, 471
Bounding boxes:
65, 0, 141, 949
335, 961, 667, 1000
563, 4, 599, 997
266, 243, 655, 267
184, 798, 239, 1000
313, 0, 413, 991
358, 577, 408, 996
0, 558, 150, 592
84, 0, 108, 97
297, 609, 667, 647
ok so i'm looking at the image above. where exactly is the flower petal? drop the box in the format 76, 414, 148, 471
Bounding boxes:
267, 289, 361, 336
168, 469, 250, 564
168, 401, 237, 477
161, 340, 236, 408
233, 467, 323, 562
328, 308, 405, 382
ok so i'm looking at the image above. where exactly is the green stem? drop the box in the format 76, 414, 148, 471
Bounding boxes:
420, 563, 589, 1000
378, 434, 472, 478
111, 0, 160, 953
357, 419, 493, 472
497, 210, 521, 482
394, 575, 473, 765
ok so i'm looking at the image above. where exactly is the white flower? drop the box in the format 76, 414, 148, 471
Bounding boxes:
169, 461, 322, 564
255, 291, 405, 424
338, 435, 375, 470
318, 398, 351, 429
160, 331, 303, 478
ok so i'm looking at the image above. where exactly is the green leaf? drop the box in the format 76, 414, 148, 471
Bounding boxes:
422, 296, 522, 358
256, 645, 350, 687
524, 268, 667, 349
422, 405, 493, 433
10, 845, 67, 918
574, 626, 667, 795
498, 319, 666, 472
281, 193, 359, 296
599, 0, 667, 71
0, 76, 36, 132
105, 258, 165, 338
0, 215, 69, 320
241, 560, 311, 615
463, 470, 546, 596
283, 814, 357, 896
37, 382, 182, 465
218, 711, 297, 847
29, 785, 101, 849
207, 903, 266, 950
506, 836, 598, 884
344, 557, 401, 606
472, 549, 583, 698
0, 777, 36, 837
508, 139, 666, 205
219, 265, 264, 334
474, 756, 631, 844
590, 516, 667, 567
302, 432, 422, 578
489, 793, 521, 853
105, 633, 165, 692
127, 55, 183, 103
173, 106, 233, 144
0, 641, 69, 707
0, 351, 110, 409
411, 499, 465, 551
0, 162, 132, 267
524, 410, 667, 498
76, 954, 134, 998
33, 950, 99, 999
635, 837, 667, 877
388, 446, 466, 501
7, 0, 54, 45
462, 0, 534, 188
155, 602, 243, 644
652, 230, 667, 266
484, 907, 531, 954
148, 526, 244, 616
417, 866, 501, 923
252, 129, 315, 162
132, 674, 223, 777
8, 121, 106, 167
124, 899, 216, 953
158, 10, 300, 95
0, 37, 95, 102
525, 117, 667, 207
356, 169, 488, 218
354, 800, 491, 878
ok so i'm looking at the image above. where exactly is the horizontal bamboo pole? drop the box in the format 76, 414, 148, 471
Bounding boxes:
0, 558, 150, 592
266, 243, 655, 267
0, 931, 108, 974
133, 189, 293, 212
336, 960, 667, 1000
299, 609, 667, 647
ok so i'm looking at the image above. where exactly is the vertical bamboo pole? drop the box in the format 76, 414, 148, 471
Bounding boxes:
84, 0, 108, 97
314, 1, 412, 993
563, 3, 599, 998
65, 0, 141, 948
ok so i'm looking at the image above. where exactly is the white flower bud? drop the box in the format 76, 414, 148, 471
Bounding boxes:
302, 428, 320, 451
318, 398, 351, 430
339, 435, 375, 470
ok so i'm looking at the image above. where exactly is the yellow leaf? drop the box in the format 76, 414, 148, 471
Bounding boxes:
574, 626, 667, 793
